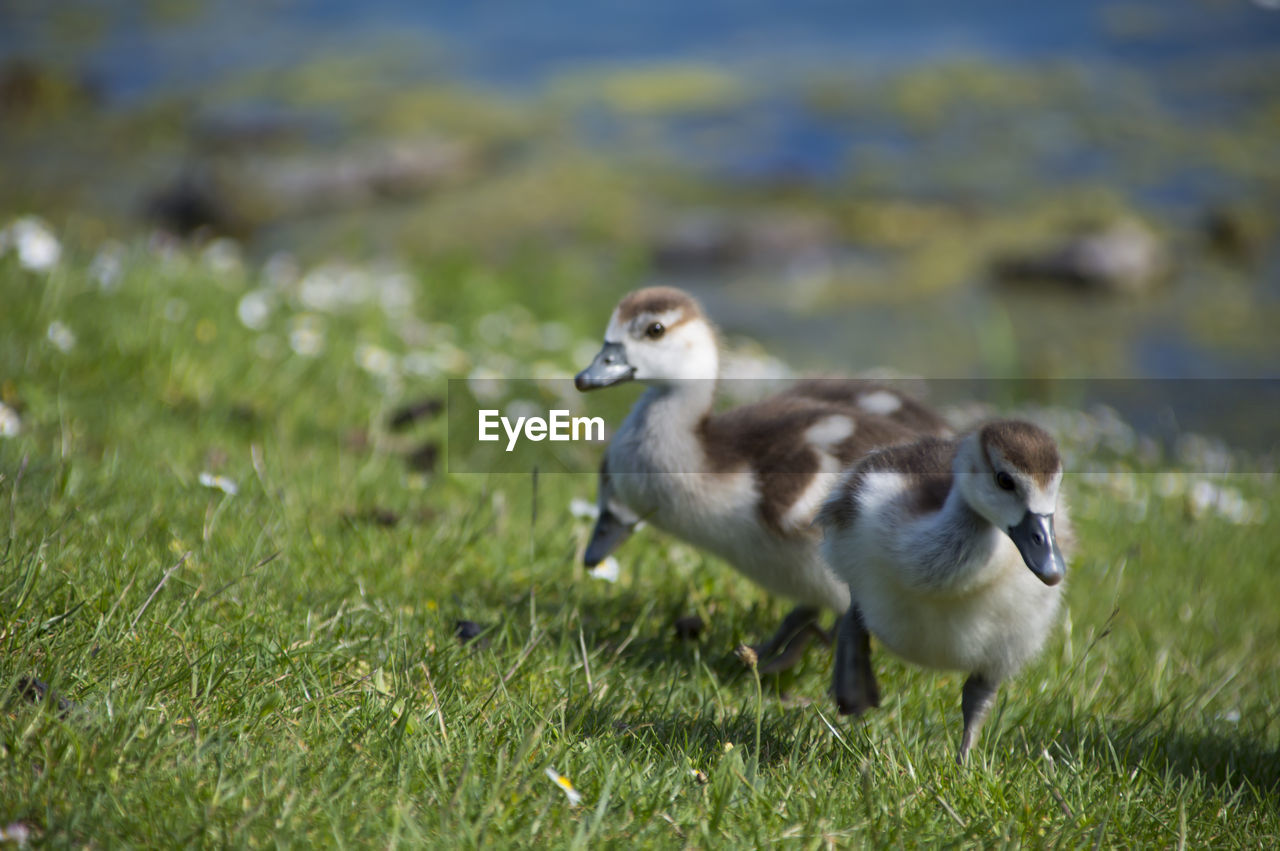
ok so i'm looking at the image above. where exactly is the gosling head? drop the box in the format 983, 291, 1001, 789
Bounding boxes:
575, 287, 718, 391
956, 420, 1066, 586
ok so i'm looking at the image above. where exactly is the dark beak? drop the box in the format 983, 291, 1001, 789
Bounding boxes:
575, 341, 634, 391
583, 506, 636, 566
1007, 511, 1065, 586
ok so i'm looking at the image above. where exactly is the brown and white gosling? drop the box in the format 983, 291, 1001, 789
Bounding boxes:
575, 286, 950, 671
817, 420, 1069, 762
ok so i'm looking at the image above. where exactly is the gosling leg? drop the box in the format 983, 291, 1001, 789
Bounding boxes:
958, 673, 999, 764
749, 605, 820, 672
833, 604, 880, 716
756, 620, 829, 674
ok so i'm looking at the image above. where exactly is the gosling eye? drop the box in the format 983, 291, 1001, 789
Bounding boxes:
644, 321, 665, 340
995, 471, 1016, 492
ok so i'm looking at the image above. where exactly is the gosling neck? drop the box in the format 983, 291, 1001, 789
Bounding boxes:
639, 375, 718, 427
915, 483, 1000, 590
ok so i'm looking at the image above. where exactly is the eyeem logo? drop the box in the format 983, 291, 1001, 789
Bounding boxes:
479, 409, 605, 452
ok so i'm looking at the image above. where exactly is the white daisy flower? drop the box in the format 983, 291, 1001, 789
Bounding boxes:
544, 768, 583, 806
198, 472, 238, 495
355, 343, 397, 378
1187, 480, 1261, 525
0, 402, 20, 438
289, 315, 325, 357
588, 557, 620, 583
1, 216, 61, 271
569, 497, 599, 520
237, 290, 273, 330
47, 321, 76, 352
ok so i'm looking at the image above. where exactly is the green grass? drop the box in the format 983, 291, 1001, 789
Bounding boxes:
2, 240, 1278, 847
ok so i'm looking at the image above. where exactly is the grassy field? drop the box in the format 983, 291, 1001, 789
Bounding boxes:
2, 232, 1278, 847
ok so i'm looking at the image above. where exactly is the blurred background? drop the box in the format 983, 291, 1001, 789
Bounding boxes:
3, 0, 1279, 380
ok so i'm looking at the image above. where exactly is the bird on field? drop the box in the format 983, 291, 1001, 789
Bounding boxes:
575, 286, 950, 671
817, 419, 1069, 761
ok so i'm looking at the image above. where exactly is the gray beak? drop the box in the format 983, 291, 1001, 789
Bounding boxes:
1007, 511, 1065, 586
584, 506, 637, 566
575, 342, 634, 391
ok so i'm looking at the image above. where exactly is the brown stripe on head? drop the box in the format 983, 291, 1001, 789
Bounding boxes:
616, 286, 704, 325
979, 420, 1061, 486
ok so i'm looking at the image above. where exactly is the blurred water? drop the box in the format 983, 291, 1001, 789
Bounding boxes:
3, 0, 1277, 382
4, 1, 1278, 101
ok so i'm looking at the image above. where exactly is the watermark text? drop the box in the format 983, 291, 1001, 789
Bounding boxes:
479, 408, 605, 452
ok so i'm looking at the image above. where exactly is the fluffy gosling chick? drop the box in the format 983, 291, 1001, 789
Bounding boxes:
817, 420, 1069, 762
575, 286, 948, 671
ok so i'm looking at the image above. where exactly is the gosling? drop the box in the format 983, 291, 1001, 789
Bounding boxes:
575, 286, 949, 671
817, 420, 1069, 762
